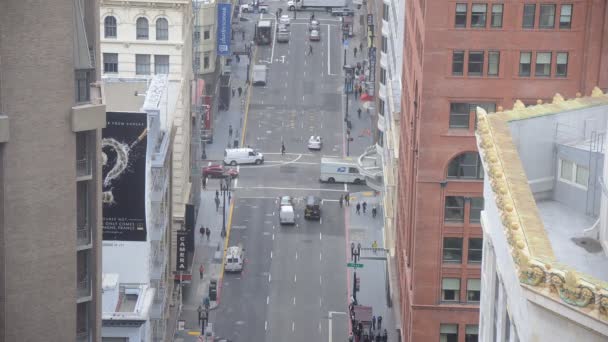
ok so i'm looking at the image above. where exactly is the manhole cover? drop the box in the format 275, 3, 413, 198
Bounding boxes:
572, 237, 603, 253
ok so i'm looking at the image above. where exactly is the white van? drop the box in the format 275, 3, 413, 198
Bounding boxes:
252, 65, 268, 86
224, 148, 264, 165
320, 157, 365, 184
225, 246, 244, 272
279, 205, 295, 225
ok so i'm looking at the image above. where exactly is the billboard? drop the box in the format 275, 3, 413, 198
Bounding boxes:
176, 230, 190, 272
102, 112, 148, 241
216, 3, 232, 56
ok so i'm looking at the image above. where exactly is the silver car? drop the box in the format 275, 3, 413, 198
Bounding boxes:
307, 136, 322, 150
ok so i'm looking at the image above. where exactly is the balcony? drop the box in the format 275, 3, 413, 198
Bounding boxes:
77, 224, 91, 247
76, 158, 92, 179
357, 145, 384, 192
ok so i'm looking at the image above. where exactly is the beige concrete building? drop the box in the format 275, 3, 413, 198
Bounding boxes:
0, 0, 106, 341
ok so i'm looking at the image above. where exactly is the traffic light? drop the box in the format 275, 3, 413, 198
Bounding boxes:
355, 275, 361, 292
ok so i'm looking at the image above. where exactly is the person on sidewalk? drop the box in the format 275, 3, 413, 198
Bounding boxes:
215, 196, 220, 212
382, 329, 388, 342
232, 88, 236, 97
377, 315, 382, 330
358, 108, 362, 119
372, 204, 377, 218
354, 46, 358, 58
339, 195, 344, 208
199, 264, 205, 279
205, 227, 211, 241
345, 193, 350, 206
350, 242, 355, 260
371, 315, 376, 331
202, 176, 207, 190
372, 240, 378, 254
356, 202, 361, 215
238, 87, 243, 97
362, 201, 367, 214
360, 42, 363, 53
357, 242, 361, 256
229, 124, 233, 137
197, 305, 203, 326
242, 31, 245, 40
200, 226, 205, 240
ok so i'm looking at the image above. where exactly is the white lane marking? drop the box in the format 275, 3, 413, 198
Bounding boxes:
344, 183, 347, 191
262, 160, 319, 165
265, 320, 268, 331
320, 217, 323, 224
320, 232, 322, 240
273, 225, 276, 230
320, 275, 322, 285
292, 321, 295, 332
293, 297, 296, 305
319, 321, 322, 333
273, 211, 275, 216
319, 296, 322, 307
237, 154, 304, 169
272, 233, 275, 240
327, 24, 333, 75
235, 186, 347, 192
234, 177, 238, 188
320, 252, 322, 260
270, 251, 273, 259
295, 251, 298, 260
267, 296, 270, 305
269, 273, 272, 282
294, 274, 297, 282
237, 196, 279, 200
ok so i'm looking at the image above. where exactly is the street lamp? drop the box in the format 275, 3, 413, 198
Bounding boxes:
221, 177, 230, 238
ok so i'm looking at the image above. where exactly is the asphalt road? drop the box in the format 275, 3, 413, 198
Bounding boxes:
211, 3, 361, 341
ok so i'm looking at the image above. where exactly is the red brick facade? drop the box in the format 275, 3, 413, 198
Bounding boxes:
396, 1, 608, 341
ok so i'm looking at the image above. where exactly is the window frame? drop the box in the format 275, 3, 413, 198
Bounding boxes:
382, 3, 390, 21
441, 278, 461, 302
154, 55, 170, 75
491, 4, 503, 28
449, 103, 471, 129
535, 52, 552, 77
519, 51, 532, 77
447, 152, 484, 179
445, 196, 465, 223
467, 51, 484, 76
156, 18, 169, 40
539, 4, 556, 29
204, 29, 211, 40
522, 4, 536, 29
560, 4, 573, 29
465, 325, 479, 342
135, 54, 151, 75
467, 279, 481, 303
75, 69, 91, 103
104, 16, 117, 38
203, 55, 210, 69
471, 3, 488, 28
103, 53, 118, 73
136, 17, 149, 40
455, 3, 468, 28
452, 50, 465, 76
558, 159, 589, 189
468, 238, 483, 264
380, 67, 387, 85
470, 197, 484, 224
441, 324, 459, 342
381, 35, 388, 53
443, 237, 463, 264
556, 52, 569, 77
487, 51, 500, 76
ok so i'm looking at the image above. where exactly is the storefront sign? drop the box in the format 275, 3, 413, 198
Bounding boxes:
176, 230, 190, 272
216, 3, 233, 56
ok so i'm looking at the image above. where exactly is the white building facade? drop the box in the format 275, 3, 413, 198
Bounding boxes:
193, 0, 218, 76
476, 90, 608, 342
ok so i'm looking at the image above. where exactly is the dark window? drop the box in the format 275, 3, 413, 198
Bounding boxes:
154, 55, 169, 74
556, 52, 568, 77
442, 279, 461, 301
380, 67, 387, 85
468, 51, 484, 76
378, 98, 385, 116
471, 4, 487, 28
203, 55, 210, 69
136, 17, 149, 39
447, 152, 484, 179
449, 103, 471, 128
381, 36, 388, 53
468, 238, 483, 264
452, 51, 465, 76
445, 196, 465, 222
455, 4, 467, 28
470, 197, 484, 223
465, 325, 479, 342
491, 4, 503, 28
539, 4, 556, 28
383, 3, 390, 21
467, 279, 481, 302
156, 18, 168, 40
103, 53, 118, 73
441, 324, 459, 342
204, 30, 211, 40
560, 4, 573, 29
487, 51, 500, 76
443, 237, 463, 263
75, 70, 91, 103
104, 16, 117, 38
519, 52, 532, 76
136, 54, 151, 75
523, 4, 536, 28
535, 52, 552, 76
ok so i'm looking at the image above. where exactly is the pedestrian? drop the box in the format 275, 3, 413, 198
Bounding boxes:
197, 305, 203, 326
357, 242, 361, 256
199, 226, 205, 239
308, 44, 313, 56
377, 315, 382, 330
232, 88, 236, 97
356, 202, 361, 215
345, 193, 350, 206
238, 87, 243, 97
229, 124, 233, 137
350, 242, 355, 260
281, 142, 286, 155
372, 315, 376, 330
242, 31, 245, 40
354, 46, 358, 58
359, 41, 363, 52
382, 329, 388, 342
339, 195, 344, 208
372, 240, 378, 253
215, 196, 220, 211
199, 264, 205, 279
216, 190, 219, 199
376, 333, 382, 342
372, 205, 377, 218
362, 201, 367, 214
236, 54, 240, 63
205, 227, 210, 241
202, 176, 207, 190
358, 108, 362, 119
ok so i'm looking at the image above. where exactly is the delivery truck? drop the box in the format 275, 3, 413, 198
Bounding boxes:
287, 0, 347, 11
254, 20, 273, 45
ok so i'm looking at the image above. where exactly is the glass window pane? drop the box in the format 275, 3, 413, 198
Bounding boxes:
520, 52, 531, 64
443, 237, 463, 263
560, 159, 574, 181
560, 4, 573, 29
453, 51, 465, 75
441, 324, 458, 334
156, 18, 168, 40
468, 278, 481, 291
536, 52, 551, 64
136, 17, 149, 39
442, 278, 461, 290
576, 165, 589, 186
488, 51, 499, 76
523, 4, 536, 28
540, 4, 556, 28
455, 3, 468, 28
491, 4, 503, 28
470, 197, 484, 223
445, 196, 465, 222
471, 4, 487, 27
468, 238, 483, 263
556, 52, 568, 76
468, 51, 484, 76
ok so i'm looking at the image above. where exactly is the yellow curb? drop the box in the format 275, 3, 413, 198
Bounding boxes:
240, 46, 258, 147
187, 331, 201, 336
218, 198, 236, 280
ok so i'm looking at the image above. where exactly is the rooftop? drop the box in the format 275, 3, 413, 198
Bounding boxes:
476, 88, 608, 322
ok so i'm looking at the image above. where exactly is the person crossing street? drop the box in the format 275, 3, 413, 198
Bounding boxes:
281, 142, 286, 155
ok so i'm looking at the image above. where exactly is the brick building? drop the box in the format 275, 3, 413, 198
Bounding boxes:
396, 1, 608, 341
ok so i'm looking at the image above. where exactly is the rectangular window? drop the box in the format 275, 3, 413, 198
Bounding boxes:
471, 4, 487, 28
136, 54, 151, 75
487, 51, 500, 76
194, 28, 201, 42
443, 237, 463, 263
75, 70, 91, 103
383, 3, 390, 21
519, 52, 532, 76
535, 52, 552, 76
576, 165, 589, 187
442, 278, 461, 301
440, 324, 459, 342
455, 4, 468, 28
523, 4, 536, 28
378, 98, 385, 116
445, 196, 465, 222
470, 197, 484, 223
204, 30, 211, 40
491, 4, 503, 28
560, 4, 573, 29
203, 55, 210, 69
468, 238, 483, 264
539, 4, 556, 28
380, 67, 387, 85
452, 51, 465, 76
154, 55, 169, 74
449, 103, 471, 128
103, 53, 118, 73
467, 279, 481, 302
556, 52, 568, 77
465, 325, 479, 342
560, 159, 574, 181
468, 51, 484, 76
381, 36, 388, 53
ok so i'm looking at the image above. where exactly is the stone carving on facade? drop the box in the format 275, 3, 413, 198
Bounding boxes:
599, 290, 608, 317
518, 253, 546, 286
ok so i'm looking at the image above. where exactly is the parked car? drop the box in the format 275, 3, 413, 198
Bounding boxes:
309, 29, 320, 41
304, 196, 321, 220
279, 14, 291, 26
203, 164, 239, 179
308, 136, 322, 150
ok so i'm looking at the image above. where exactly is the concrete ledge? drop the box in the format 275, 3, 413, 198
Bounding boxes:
71, 103, 106, 132
0, 115, 9, 142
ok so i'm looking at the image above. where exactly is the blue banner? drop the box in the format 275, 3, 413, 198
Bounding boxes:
216, 3, 232, 56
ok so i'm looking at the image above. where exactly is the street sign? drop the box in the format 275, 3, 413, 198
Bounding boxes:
347, 262, 364, 268
343, 39, 349, 48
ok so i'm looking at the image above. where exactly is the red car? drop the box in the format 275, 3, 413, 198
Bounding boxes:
202, 164, 239, 179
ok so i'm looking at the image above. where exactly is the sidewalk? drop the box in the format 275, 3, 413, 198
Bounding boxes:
174, 188, 233, 340
347, 191, 397, 341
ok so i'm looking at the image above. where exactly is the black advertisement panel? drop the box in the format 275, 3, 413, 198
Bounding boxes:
102, 112, 148, 241
185, 204, 195, 252
176, 230, 190, 272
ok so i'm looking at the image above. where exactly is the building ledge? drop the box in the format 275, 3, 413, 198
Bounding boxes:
71, 103, 106, 132
0, 115, 9, 143
357, 145, 384, 191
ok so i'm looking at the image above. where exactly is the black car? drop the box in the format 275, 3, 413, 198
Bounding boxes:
304, 196, 321, 220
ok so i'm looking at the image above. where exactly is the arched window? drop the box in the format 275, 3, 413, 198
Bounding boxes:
447, 152, 484, 179
136, 17, 149, 40
156, 18, 168, 40
104, 16, 117, 38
